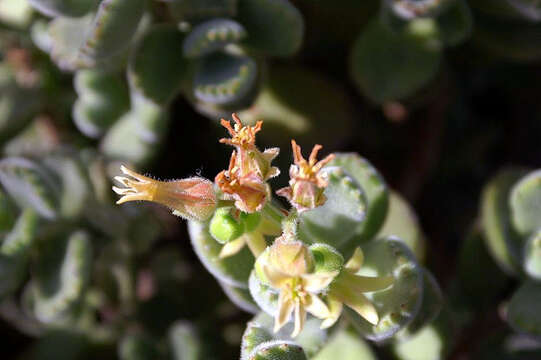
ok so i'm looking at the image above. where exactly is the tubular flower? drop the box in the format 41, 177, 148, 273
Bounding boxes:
215, 151, 271, 213
277, 140, 335, 213
219, 114, 280, 182
113, 165, 217, 222
321, 248, 394, 329
256, 239, 338, 337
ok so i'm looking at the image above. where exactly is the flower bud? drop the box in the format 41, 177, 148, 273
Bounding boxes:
209, 206, 245, 244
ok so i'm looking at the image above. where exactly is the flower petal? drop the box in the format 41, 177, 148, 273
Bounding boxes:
345, 247, 364, 273
320, 297, 343, 329
305, 294, 331, 319
261, 264, 291, 289
218, 237, 246, 259
343, 293, 379, 325
339, 271, 394, 293
303, 271, 338, 293
292, 300, 306, 338
274, 293, 294, 333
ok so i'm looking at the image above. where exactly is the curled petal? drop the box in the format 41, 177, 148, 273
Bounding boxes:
305, 294, 331, 320
320, 297, 343, 329
345, 247, 364, 273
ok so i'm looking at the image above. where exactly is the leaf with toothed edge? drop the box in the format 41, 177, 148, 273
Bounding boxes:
193, 52, 258, 106
183, 18, 247, 58
78, 0, 145, 62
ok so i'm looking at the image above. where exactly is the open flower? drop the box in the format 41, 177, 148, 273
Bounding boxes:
321, 248, 394, 329
277, 140, 335, 212
113, 165, 216, 222
257, 239, 338, 337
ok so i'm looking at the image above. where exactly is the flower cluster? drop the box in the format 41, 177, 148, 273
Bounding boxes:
113, 113, 395, 337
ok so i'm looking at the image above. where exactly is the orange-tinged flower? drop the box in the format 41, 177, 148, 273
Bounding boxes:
215, 151, 270, 213
113, 166, 217, 222
277, 140, 335, 212
219, 114, 280, 182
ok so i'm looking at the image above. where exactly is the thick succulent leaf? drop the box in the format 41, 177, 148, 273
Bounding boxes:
128, 25, 187, 106
0, 157, 59, 219
79, 0, 145, 62
298, 167, 367, 260
236, 66, 354, 153
351, 18, 442, 103
27, 0, 94, 17
188, 220, 254, 288
48, 15, 94, 71
43, 152, 91, 219
183, 18, 246, 58
3, 118, 60, 158
457, 227, 510, 308
436, 0, 473, 46
313, 328, 376, 360
396, 269, 442, 339
237, 0, 304, 57
509, 169, 541, 238
221, 281, 259, 313
376, 191, 426, 262
507, 281, 541, 336
241, 312, 326, 360
393, 319, 450, 360
249, 271, 279, 316
119, 334, 161, 360
0, 209, 39, 300
329, 153, 389, 244
347, 237, 424, 341
481, 168, 529, 274
73, 68, 129, 138
383, 0, 454, 20
523, 229, 541, 280
0, 65, 40, 138
193, 52, 258, 106
167, 0, 238, 20
168, 321, 201, 360
100, 94, 168, 166
32, 230, 93, 324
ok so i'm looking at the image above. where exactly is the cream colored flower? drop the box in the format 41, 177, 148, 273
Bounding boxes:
257, 239, 338, 337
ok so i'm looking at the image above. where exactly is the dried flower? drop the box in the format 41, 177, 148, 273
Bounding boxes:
113, 165, 216, 222
277, 140, 335, 212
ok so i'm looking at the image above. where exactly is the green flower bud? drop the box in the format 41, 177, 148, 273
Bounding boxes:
209, 207, 245, 244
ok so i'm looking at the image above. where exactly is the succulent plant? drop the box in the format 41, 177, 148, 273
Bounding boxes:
112, 114, 442, 359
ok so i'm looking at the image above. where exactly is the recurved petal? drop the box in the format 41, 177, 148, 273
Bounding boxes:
291, 300, 306, 338
274, 293, 295, 333
262, 264, 291, 289
345, 247, 364, 273
305, 294, 331, 319
320, 297, 343, 329
343, 293, 379, 326
303, 271, 338, 293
